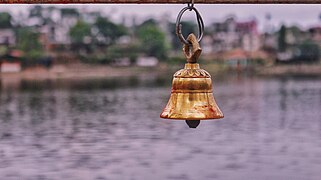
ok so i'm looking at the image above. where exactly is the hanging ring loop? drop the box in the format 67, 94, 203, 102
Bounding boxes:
176, 5, 204, 45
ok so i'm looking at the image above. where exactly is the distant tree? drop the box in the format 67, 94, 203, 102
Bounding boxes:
69, 20, 92, 54
169, 21, 196, 50
29, 5, 43, 18
0, 12, 12, 29
16, 27, 43, 61
94, 16, 127, 46
29, 6, 57, 26
139, 19, 157, 27
60, 8, 79, 17
105, 43, 141, 64
278, 25, 287, 52
137, 20, 169, 60
295, 41, 320, 62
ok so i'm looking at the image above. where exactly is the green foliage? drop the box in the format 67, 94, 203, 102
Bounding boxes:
0, 12, 12, 29
16, 28, 43, 61
79, 53, 110, 64
137, 21, 169, 60
278, 25, 287, 52
249, 58, 266, 66
106, 44, 140, 63
294, 41, 320, 62
139, 19, 157, 27
60, 8, 79, 17
94, 17, 127, 45
79, 44, 140, 64
167, 56, 186, 65
169, 21, 196, 50
0, 46, 8, 56
69, 20, 92, 45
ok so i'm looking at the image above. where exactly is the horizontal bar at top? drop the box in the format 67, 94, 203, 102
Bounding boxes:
0, 0, 320, 4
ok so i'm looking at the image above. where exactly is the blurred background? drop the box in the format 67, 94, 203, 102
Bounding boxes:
0, 4, 320, 180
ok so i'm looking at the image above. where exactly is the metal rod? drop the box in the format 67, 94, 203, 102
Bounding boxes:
0, 0, 320, 4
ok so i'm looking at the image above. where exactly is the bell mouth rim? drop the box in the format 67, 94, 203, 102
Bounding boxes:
171, 90, 213, 93
160, 116, 224, 120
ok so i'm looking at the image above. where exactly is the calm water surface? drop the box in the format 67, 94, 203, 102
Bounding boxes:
0, 75, 321, 180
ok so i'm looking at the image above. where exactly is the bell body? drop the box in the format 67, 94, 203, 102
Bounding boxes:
160, 63, 223, 120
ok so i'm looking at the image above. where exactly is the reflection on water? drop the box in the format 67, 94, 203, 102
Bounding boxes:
0, 75, 321, 180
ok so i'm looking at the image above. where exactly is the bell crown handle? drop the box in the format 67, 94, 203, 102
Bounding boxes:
183, 33, 202, 63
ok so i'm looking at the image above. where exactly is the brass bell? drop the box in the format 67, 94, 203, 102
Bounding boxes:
160, 34, 223, 128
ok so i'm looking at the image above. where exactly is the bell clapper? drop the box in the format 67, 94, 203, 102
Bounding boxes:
186, 120, 200, 128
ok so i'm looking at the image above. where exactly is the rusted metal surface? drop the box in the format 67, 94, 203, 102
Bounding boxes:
160, 34, 224, 122
0, 0, 320, 3
183, 34, 202, 63
160, 62, 224, 120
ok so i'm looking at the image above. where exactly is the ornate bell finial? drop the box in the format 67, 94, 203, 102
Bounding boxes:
160, 33, 224, 128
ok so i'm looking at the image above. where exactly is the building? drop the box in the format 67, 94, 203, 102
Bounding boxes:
276, 26, 320, 63
0, 29, 15, 46
237, 20, 260, 52
209, 16, 260, 53
309, 26, 321, 47
136, 56, 158, 67
28, 7, 79, 47
0, 50, 23, 73
0, 61, 21, 73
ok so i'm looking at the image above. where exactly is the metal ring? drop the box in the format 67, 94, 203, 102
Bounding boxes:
176, 6, 204, 45
187, 0, 194, 9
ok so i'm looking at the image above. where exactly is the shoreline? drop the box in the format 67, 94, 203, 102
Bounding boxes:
256, 64, 321, 77
0, 63, 173, 81
1, 63, 321, 81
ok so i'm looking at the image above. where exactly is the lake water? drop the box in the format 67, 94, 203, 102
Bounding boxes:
0, 75, 321, 180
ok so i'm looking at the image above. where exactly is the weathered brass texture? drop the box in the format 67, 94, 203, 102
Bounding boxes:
160, 34, 223, 126
160, 63, 223, 120
160, 33, 223, 123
